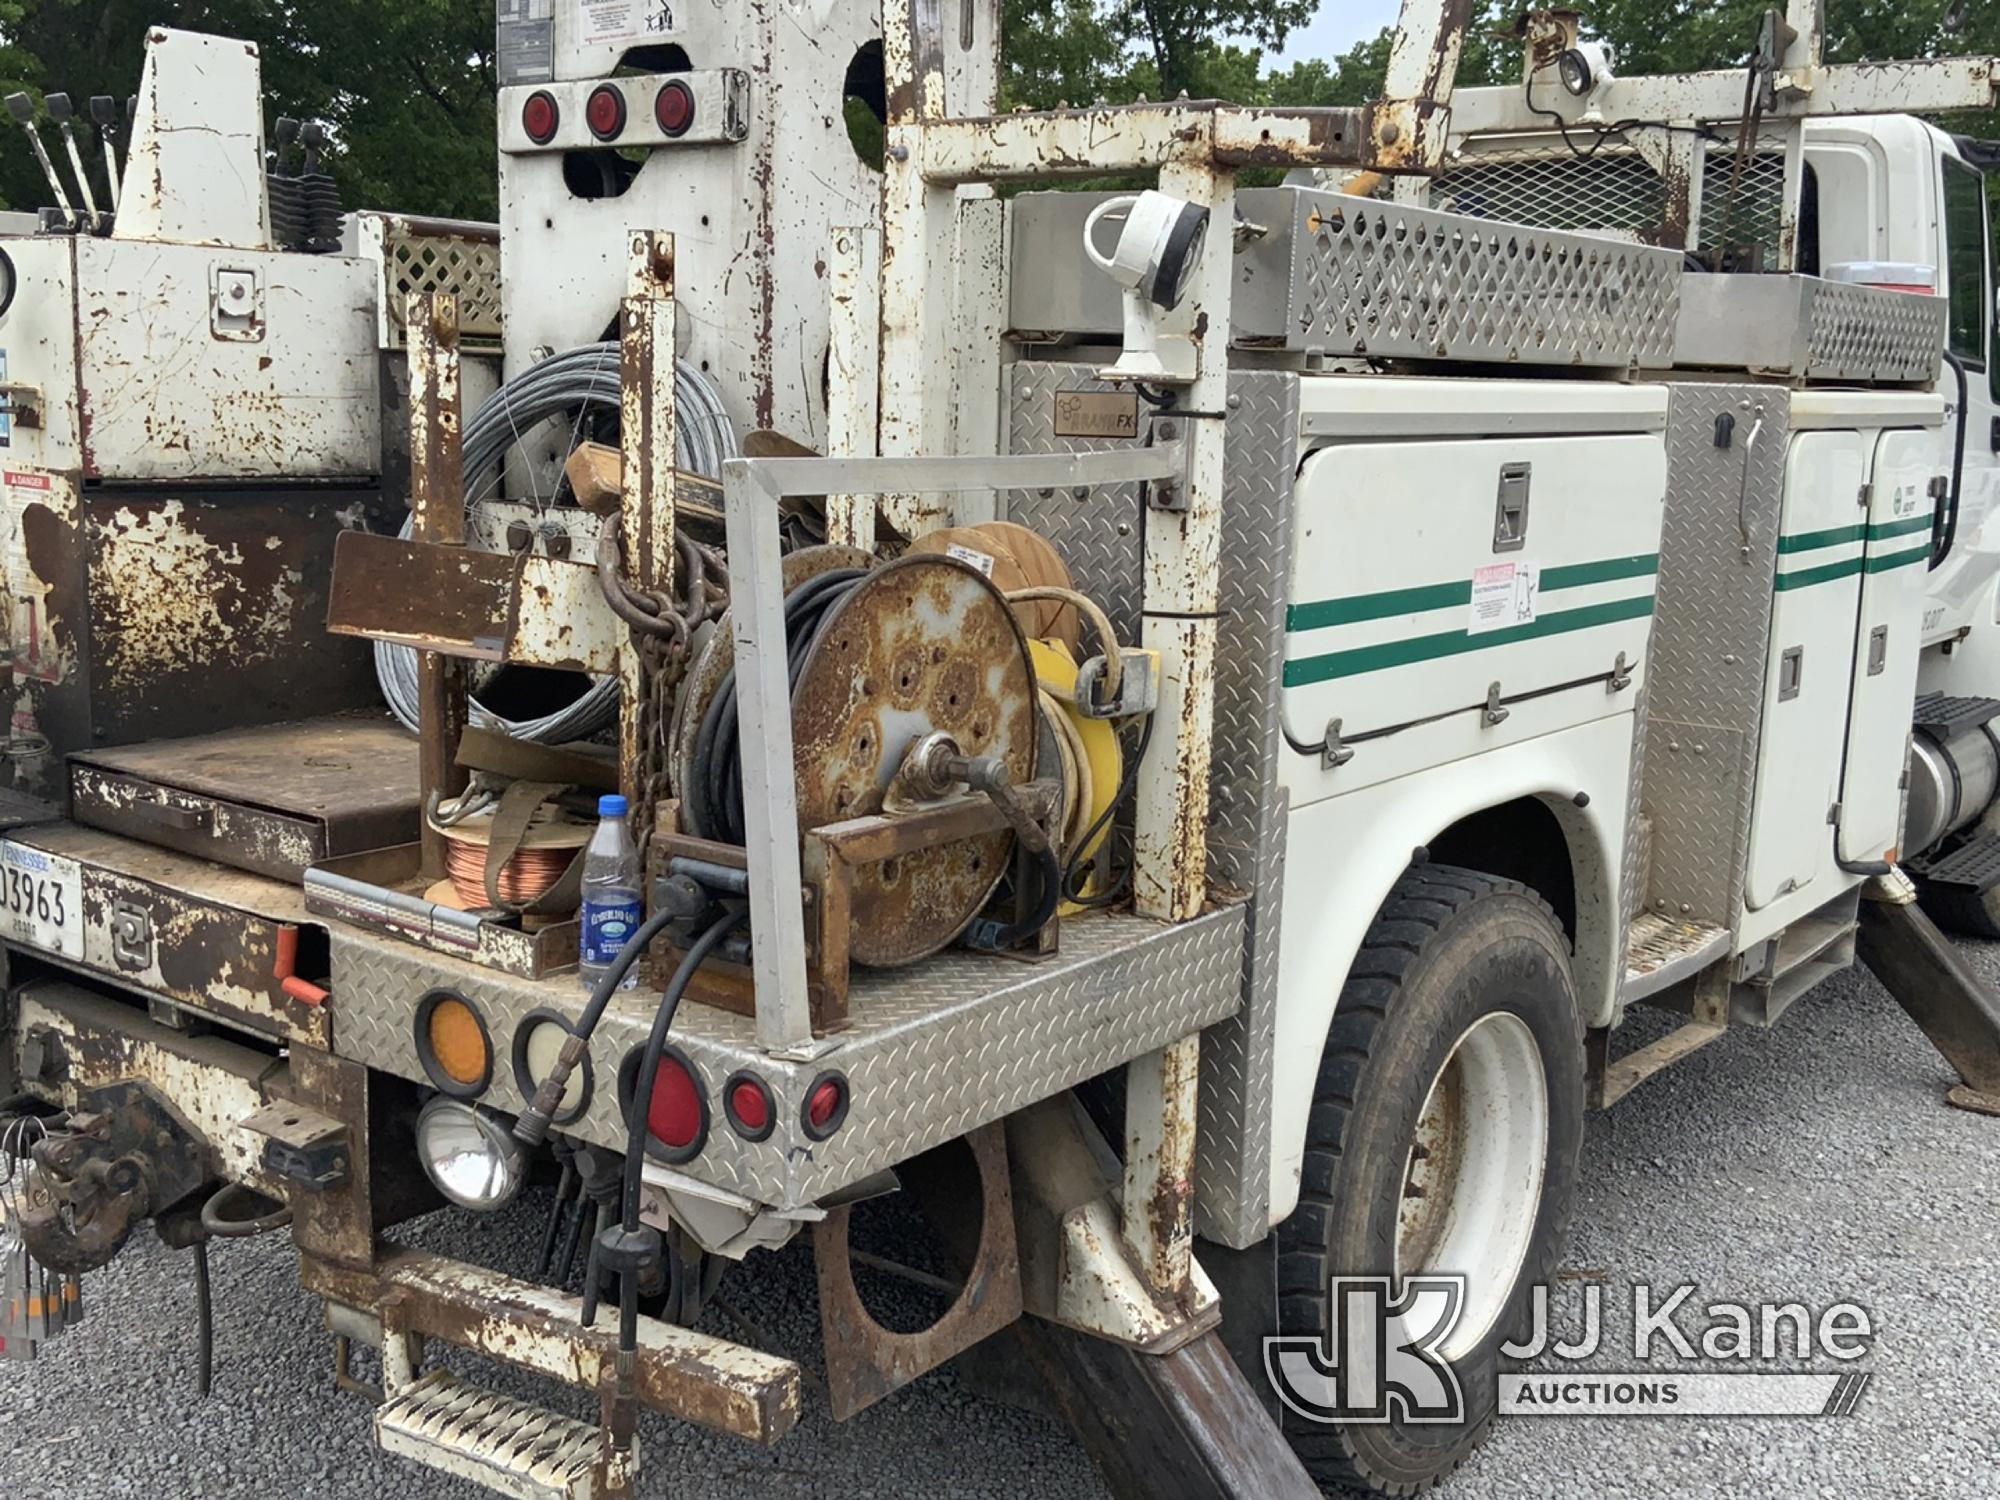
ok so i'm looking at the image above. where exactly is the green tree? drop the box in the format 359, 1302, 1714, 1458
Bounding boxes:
0, 0, 496, 219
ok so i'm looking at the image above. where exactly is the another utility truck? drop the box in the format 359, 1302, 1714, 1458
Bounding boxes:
1, 4, 1998, 1497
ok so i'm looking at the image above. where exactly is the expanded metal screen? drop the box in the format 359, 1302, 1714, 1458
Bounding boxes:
1426, 140, 1791, 268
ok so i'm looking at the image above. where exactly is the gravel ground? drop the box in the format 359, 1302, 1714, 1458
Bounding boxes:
4, 940, 1997, 1498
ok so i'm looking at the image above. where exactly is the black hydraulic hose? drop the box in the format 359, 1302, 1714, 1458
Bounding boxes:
515, 906, 684, 1149
989, 840, 1063, 949
603, 909, 743, 1360
199, 1182, 292, 1238
685, 570, 867, 842
620, 910, 743, 1239
1934, 350, 1970, 571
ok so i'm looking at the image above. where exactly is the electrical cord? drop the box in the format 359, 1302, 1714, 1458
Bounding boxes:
1062, 711, 1155, 908
376, 343, 738, 742
1519, 74, 1722, 163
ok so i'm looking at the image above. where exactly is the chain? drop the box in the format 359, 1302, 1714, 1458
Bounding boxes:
596, 529, 727, 879
632, 628, 678, 881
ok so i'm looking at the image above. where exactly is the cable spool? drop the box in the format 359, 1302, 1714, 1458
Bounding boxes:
431, 806, 591, 912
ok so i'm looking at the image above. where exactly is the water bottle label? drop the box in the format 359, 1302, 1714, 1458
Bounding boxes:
580, 897, 643, 966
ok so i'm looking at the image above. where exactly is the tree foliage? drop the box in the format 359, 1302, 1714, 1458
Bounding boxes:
0, 1, 1989, 220
0, 0, 496, 218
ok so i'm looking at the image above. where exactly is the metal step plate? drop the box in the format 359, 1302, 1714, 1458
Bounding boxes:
375, 1370, 636, 1500
1908, 831, 2000, 893
1622, 911, 1731, 1003
1912, 691, 2000, 744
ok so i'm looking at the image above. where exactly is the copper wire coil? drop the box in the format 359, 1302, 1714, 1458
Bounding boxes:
441, 834, 579, 910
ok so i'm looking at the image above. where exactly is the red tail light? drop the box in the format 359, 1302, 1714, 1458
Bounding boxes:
586, 84, 627, 141
647, 1054, 702, 1148
801, 1072, 849, 1140
725, 1073, 775, 1140
521, 90, 559, 145
654, 80, 694, 137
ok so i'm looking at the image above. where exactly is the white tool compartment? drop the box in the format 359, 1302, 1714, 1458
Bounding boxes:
70, 238, 379, 481
1837, 424, 1942, 864
1746, 429, 1867, 908
1281, 379, 1667, 799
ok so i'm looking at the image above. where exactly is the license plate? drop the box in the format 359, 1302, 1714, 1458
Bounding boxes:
0, 841, 82, 959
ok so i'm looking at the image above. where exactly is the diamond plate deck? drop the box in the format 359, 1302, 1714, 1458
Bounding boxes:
1005, 363, 1299, 1248
329, 904, 1243, 1211
1640, 385, 1791, 929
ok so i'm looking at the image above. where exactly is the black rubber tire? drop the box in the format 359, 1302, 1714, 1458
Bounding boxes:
1273, 863, 1585, 1496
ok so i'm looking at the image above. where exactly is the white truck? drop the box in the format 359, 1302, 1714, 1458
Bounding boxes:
0, 3, 1997, 1497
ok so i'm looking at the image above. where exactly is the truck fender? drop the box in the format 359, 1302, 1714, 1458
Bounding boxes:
1263, 712, 1631, 1228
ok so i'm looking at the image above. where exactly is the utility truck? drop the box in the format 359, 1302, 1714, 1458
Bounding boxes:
2, 3, 1999, 1497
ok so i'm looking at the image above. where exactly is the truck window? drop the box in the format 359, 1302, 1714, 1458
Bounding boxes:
1941, 155, 1988, 368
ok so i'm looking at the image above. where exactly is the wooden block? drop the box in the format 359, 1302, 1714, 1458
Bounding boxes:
564, 441, 626, 516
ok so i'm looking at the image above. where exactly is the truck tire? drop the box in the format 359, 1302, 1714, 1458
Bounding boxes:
1272, 864, 1584, 1495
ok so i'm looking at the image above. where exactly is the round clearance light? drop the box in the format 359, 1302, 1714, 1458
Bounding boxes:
724, 1071, 775, 1142
522, 89, 560, 145
416, 1097, 527, 1211
415, 990, 492, 1097
801, 1070, 849, 1141
654, 80, 694, 137
620, 1045, 708, 1163
586, 83, 627, 141
512, 1009, 592, 1126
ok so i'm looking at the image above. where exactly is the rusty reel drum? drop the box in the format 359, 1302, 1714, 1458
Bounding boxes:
673, 551, 1041, 966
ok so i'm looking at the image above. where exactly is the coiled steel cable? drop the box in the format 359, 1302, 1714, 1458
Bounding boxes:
376, 344, 738, 742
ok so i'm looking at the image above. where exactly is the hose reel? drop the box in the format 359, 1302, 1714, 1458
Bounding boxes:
673, 551, 1045, 967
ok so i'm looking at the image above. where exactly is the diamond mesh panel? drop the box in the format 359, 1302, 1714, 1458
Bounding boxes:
1432, 148, 1666, 242
1698, 147, 1787, 268
381, 230, 504, 350
1430, 143, 1789, 268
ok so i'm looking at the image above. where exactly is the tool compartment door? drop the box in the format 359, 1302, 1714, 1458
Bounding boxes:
1745, 431, 1868, 909
1281, 432, 1662, 780
1836, 428, 1938, 865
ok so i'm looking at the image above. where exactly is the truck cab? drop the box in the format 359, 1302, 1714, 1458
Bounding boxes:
1804, 117, 1999, 651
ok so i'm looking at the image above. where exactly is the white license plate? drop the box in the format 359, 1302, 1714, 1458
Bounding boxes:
0, 841, 83, 959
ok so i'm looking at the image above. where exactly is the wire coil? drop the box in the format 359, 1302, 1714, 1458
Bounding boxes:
375, 343, 738, 742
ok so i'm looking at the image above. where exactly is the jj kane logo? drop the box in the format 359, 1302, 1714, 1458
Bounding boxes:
1267, 1277, 1877, 1421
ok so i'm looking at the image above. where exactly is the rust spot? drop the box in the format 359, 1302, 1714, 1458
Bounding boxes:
789, 556, 1037, 966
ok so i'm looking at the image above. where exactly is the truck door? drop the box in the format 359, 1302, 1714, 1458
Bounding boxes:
1836, 429, 1938, 866
1927, 149, 1997, 638
1745, 431, 1868, 908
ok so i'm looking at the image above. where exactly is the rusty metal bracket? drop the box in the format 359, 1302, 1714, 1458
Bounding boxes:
813, 1121, 1022, 1420
240, 1097, 350, 1189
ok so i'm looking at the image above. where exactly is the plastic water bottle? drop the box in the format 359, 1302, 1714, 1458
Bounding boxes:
579, 794, 642, 990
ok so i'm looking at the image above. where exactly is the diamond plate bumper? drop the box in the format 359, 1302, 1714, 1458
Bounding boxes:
327, 904, 1245, 1210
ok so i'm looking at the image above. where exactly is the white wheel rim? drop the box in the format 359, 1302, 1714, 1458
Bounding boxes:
1394, 1010, 1548, 1362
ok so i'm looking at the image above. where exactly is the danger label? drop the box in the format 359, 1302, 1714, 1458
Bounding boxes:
1468, 560, 1538, 635
4, 471, 49, 491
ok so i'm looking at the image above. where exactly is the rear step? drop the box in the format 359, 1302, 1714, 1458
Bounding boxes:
1590, 1021, 1727, 1109
376, 1369, 637, 1500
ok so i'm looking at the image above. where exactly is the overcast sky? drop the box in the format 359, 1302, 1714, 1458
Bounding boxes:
1269, 0, 1405, 68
